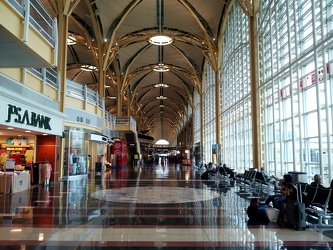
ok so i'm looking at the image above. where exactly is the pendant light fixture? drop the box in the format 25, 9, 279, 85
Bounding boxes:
149, 0, 173, 46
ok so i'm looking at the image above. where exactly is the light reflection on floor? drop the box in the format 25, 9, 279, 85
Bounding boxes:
0, 162, 332, 249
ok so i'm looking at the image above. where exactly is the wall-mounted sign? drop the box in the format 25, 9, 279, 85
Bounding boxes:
90, 133, 108, 143
5, 104, 52, 130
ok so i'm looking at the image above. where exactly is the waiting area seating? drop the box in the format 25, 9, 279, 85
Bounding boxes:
234, 169, 333, 228
300, 183, 333, 228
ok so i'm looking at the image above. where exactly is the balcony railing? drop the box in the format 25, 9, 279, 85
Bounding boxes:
115, 116, 137, 132
6, 0, 57, 46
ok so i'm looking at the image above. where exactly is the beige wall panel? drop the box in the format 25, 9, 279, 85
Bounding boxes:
86, 103, 96, 114
25, 73, 42, 92
0, 69, 22, 82
116, 124, 131, 131
0, 2, 23, 38
44, 85, 58, 101
66, 97, 85, 110
96, 108, 103, 117
27, 29, 55, 64
1, 2, 54, 65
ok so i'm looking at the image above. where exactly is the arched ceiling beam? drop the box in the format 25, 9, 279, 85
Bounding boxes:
127, 78, 192, 118
69, 15, 100, 68
70, 13, 96, 41
125, 63, 201, 90
47, 0, 80, 16
145, 105, 179, 120
67, 45, 80, 64
105, 27, 216, 71
178, 0, 219, 70
148, 117, 179, 129
170, 44, 200, 75
134, 82, 191, 109
129, 70, 193, 106
140, 95, 185, 116
103, 0, 142, 70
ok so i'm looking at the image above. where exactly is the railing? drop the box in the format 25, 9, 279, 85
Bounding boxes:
67, 80, 85, 100
116, 116, 137, 132
27, 68, 58, 88
6, 0, 57, 46
27, 69, 109, 117
105, 112, 117, 125
66, 80, 104, 109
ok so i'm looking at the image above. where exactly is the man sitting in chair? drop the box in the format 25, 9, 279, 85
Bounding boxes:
219, 163, 235, 178
260, 167, 269, 182
207, 162, 217, 173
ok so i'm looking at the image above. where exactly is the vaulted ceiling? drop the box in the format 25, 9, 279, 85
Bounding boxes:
43, 0, 230, 144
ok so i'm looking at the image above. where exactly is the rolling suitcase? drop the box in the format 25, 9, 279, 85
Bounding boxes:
285, 183, 307, 230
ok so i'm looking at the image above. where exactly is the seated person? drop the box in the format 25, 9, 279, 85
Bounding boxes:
260, 167, 269, 182
310, 174, 324, 188
206, 162, 217, 173
219, 163, 235, 178
280, 182, 298, 225
201, 162, 217, 180
265, 174, 293, 208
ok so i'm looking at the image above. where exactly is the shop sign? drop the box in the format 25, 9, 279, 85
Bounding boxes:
5, 104, 52, 130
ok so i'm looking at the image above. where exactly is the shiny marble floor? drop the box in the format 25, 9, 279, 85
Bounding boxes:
0, 161, 333, 249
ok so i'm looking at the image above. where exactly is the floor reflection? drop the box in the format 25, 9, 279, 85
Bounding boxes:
0, 162, 332, 249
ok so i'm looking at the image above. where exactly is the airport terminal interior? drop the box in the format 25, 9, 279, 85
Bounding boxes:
1, 0, 333, 249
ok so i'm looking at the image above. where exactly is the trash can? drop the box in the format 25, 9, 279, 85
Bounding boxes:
288, 171, 307, 183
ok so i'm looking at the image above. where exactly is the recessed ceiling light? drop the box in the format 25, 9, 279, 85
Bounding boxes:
7, 127, 13, 130
25, 131, 31, 133
156, 96, 167, 100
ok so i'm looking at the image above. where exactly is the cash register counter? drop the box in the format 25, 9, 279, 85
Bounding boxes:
0, 172, 31, 194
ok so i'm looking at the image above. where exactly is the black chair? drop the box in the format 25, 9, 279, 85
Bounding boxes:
306, 187, 333, 228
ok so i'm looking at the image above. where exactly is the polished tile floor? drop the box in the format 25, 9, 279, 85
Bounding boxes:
1, 160, 333, 249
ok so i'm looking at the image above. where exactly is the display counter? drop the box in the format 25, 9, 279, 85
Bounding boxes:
0, 172, 31, 194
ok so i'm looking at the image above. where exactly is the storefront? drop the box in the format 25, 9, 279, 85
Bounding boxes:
0, 89, 65, 185
62, 128, 110, 179
63, 106, 114, 179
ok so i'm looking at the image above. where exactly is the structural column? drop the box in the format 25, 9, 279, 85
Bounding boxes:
249, 14, 260, 170
215, 70, 221, 145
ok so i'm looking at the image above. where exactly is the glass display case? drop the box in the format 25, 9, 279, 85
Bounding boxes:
63, 130, 89, 179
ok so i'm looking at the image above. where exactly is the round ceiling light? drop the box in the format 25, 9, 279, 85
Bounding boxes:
149, 35, 173, 46
67, 35, 76, 45
80, 65, 97, 72
154, 83, 169, 88
153, 63, 170, 72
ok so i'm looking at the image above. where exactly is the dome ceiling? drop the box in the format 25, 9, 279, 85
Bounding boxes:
42, 0, 229, 144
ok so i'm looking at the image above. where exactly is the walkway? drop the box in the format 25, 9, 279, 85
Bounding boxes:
0, 160, 332, 249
